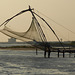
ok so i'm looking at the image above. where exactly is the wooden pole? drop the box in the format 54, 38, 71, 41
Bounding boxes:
58, 49, 60, 58
36, 48, 38, 55
44, 47, 46, 58
63, 50, 65, 58
48, 48, 51, 58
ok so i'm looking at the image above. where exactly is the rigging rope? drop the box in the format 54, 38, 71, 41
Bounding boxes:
33, 11, 66, 51
35, 9, 75, 35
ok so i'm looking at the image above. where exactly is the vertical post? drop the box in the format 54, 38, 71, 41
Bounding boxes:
48, 48, 51, 58
44, 47, 46, 58
63, 50, 65, 58
36, 48, 38, 55
58, 49, 60, 58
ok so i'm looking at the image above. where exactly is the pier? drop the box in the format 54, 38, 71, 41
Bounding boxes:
43, 47, 75, 58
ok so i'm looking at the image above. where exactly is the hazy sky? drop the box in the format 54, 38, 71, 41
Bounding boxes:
0, 0, 75, 42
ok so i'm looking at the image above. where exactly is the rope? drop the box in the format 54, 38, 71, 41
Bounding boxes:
35, 9, 75, 35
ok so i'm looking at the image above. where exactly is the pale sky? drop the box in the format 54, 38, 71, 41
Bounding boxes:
0, 0, 75, 42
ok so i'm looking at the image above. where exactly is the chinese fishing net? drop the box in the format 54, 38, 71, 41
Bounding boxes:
0, 17, 46, 43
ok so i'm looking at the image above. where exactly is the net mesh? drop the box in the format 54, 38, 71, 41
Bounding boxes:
0, 17, 43, 42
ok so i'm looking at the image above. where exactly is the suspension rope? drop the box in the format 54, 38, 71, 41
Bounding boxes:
35, 9, 75, 35
33, 11, 66, 50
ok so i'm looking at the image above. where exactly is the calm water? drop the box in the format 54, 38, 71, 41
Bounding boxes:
0, 49, 75, 75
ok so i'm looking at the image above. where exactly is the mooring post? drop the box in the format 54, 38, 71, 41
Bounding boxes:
69, 47, 71, 58
44, 50, 46, 58
48, 48, 51, 58
63, 50, 65, 58
58, 49, 60, 58
44, 47, 46, 58
36, 48, 38, 55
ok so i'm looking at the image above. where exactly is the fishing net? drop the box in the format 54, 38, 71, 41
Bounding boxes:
0, 17, 45, 42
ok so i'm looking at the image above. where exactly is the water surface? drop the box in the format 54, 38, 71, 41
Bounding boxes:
0, 50, 75, 75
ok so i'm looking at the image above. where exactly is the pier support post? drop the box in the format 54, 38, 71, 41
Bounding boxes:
44, 47, 46, 58
44, 50, 46, 58
63, 50, 65, 58
58, 49, 60, 58
36, 48, 38, 55
48, 48, 51, 58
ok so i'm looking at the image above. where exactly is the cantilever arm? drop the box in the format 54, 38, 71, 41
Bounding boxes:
7, 9, 31, 21
0, 8, 33, 27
